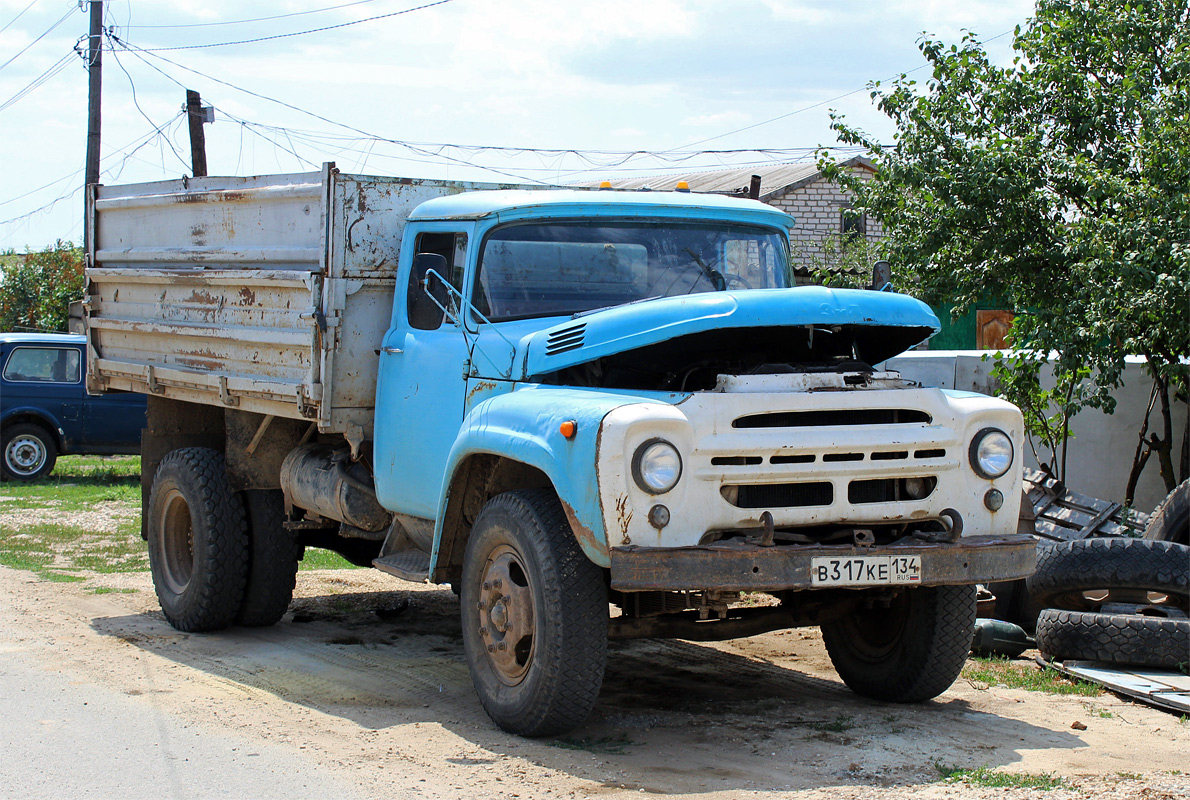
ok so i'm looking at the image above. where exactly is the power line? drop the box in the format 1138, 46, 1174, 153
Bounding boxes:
0, 0, 45, 36
122, 0, 386, 30
121, 0, 456, 52
108, 44, 191, 173
0, 4, 77, 74
110, 36, 548, 184
110, 33, 860, 175
0, 50, 74, 114
226, 113, 862, 175
0, 114, 185, 232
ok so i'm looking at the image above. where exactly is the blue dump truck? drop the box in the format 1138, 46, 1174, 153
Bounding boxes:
84, 164, 1034, 736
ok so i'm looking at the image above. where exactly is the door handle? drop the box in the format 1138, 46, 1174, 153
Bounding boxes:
381, 346, 403, 355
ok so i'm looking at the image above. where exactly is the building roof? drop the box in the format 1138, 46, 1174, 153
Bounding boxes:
582, 156, 875, 201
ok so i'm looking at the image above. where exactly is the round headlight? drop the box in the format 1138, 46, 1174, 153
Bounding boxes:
632, 439, 682, 494
970, 428, 1014, 479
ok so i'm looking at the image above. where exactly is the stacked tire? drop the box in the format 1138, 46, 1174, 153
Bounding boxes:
1026, 537, 1189, 670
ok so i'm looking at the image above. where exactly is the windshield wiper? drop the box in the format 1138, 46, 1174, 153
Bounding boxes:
571, 295, 663, 319
684, 248, 726, 291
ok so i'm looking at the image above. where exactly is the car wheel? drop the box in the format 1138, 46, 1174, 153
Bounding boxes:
147, 448, 248, 632
822, 584, 978, 703
460, 489, 607, 737
1, 422, 58, 481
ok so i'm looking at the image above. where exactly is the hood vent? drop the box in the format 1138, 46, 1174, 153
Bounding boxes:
545, 323, 586, 356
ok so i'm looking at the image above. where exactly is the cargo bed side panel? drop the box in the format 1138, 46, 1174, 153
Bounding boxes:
86, 169, 331, 424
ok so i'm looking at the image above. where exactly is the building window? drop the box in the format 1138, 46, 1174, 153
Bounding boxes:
840, 208, 866, 241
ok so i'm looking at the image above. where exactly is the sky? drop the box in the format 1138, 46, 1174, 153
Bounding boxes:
0, 0, 1035, 251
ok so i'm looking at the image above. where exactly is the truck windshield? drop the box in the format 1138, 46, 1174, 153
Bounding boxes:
472, 219, 790, 322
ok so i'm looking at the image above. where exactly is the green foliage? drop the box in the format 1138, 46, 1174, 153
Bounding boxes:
935, 764, 1068, 790
826, 0, 1190, 492
794, 232, 887, 291
990, 352, 1097, 481
0, 240, 84, 333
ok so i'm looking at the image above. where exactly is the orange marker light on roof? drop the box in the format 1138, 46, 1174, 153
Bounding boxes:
598, 180, 612, 189
675, 181, 690, 192
559, 420, 577, 439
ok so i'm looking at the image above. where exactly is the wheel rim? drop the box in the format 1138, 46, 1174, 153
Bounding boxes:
5, 434, 46, 476
157, 489, 195, 594
476, 544, 536, 686
843, 592, 910, 662
1049, 588, 1188, 615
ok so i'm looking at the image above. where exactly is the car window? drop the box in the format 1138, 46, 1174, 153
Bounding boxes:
2, 346, 81, 383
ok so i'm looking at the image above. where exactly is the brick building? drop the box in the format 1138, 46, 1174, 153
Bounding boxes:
592, 156, 880, 281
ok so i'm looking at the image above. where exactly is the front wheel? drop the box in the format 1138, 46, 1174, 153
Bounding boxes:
822, 584, 977, 703
460, 489, 608, 737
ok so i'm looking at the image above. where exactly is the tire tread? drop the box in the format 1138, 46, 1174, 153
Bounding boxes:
1035, 608, 1190, 669
149, 448, 247, 632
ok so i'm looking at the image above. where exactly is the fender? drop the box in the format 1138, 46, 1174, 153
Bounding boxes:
429, 384, 688, 571
0, 406, 65, 448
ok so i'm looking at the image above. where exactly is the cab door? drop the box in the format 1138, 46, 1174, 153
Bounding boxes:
373, 227, 473, 519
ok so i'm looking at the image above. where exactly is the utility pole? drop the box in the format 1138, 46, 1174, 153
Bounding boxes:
185, 89, 209, 177
83, 0, 103, 251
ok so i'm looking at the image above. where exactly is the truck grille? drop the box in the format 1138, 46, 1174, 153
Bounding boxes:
726, 482, 833, 509
733, 409, 930, 428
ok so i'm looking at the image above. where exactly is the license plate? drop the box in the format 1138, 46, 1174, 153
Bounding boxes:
810, 555, 922, 586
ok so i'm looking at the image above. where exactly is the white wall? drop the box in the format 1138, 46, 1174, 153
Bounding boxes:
883, 351, 1185, 513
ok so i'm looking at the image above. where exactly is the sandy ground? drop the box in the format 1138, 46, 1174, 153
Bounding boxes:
0, 562, 1186, 800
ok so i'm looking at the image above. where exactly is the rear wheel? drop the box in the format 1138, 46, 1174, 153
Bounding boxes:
460, 489, 607, 737
2, 422, 57, 480
822, 584, 977, 703
147, 448, 248, 632
236, 489, 299, 627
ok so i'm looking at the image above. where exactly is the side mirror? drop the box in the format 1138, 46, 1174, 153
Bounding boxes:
870, 260, 892, 291
407, 253, 450, 330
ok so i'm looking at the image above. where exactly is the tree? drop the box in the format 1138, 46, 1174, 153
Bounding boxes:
824, 0, 1189, 498
0, 241, 85, 334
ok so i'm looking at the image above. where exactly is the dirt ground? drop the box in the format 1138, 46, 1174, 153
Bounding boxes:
0, 563, 1186, 800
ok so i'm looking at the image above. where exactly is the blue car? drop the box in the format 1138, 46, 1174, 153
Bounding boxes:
1, 332, 146, 480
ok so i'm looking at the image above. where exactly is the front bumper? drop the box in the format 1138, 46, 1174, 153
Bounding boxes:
608, 533, 1036, 592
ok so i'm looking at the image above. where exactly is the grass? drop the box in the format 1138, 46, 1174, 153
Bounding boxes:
1, 455, 358, 581
299, 547, 361, 571
935, 764, 1067, 790
963, 655, 1102, 696
813, 714, 856, 733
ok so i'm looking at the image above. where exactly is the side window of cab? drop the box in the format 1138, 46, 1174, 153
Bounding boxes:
3, 347, 81, 383
406, 232, 467, 331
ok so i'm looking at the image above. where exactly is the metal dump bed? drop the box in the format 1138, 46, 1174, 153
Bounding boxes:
85, 163, 530, 440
